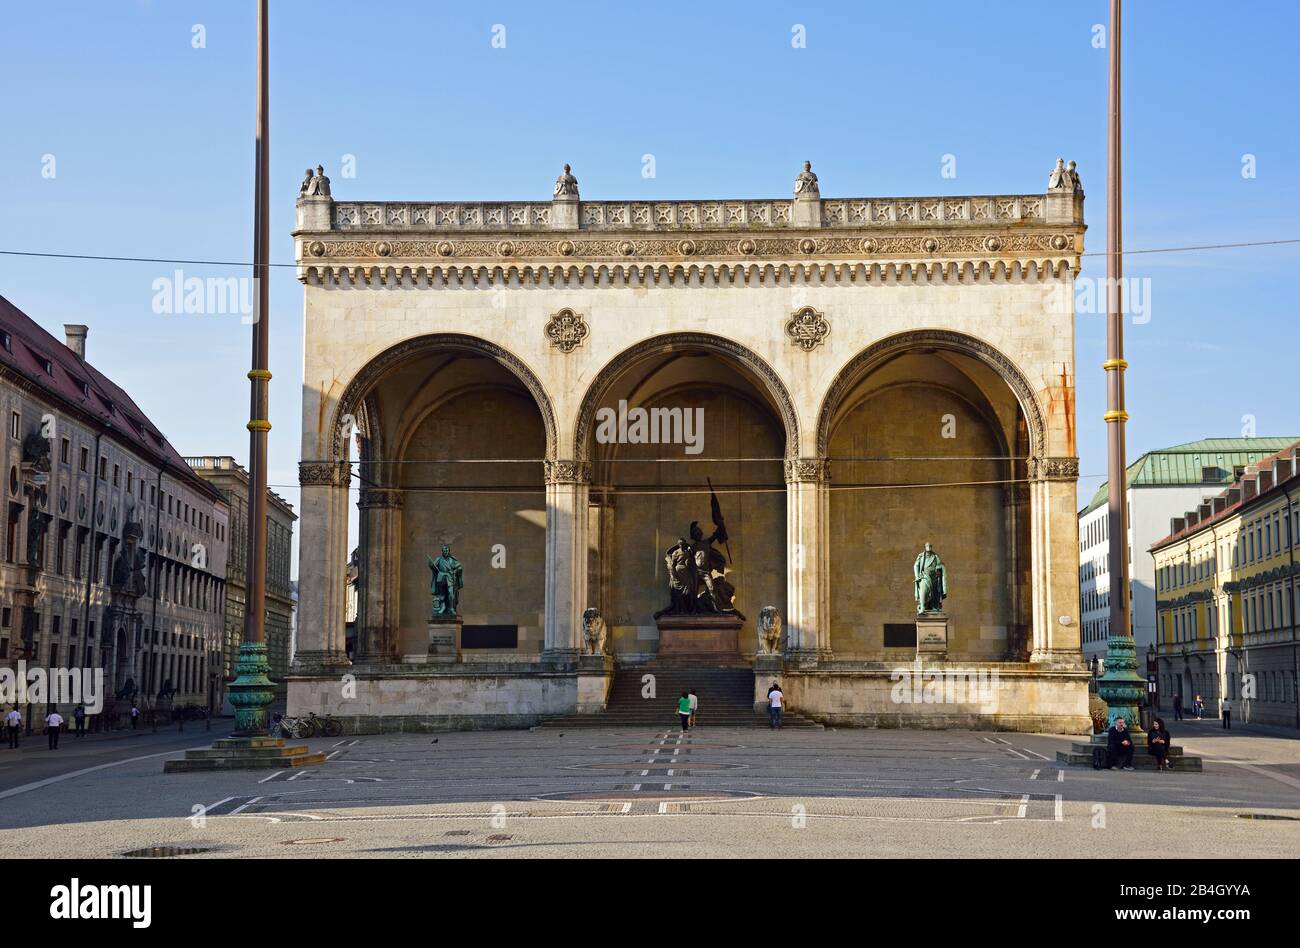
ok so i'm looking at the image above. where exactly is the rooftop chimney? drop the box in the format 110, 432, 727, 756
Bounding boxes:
64, 324, 88, 360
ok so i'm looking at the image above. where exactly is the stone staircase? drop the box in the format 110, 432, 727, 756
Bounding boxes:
164, 736, 328, 772
537, 663, 821, 729
1056, 733, 1203, 771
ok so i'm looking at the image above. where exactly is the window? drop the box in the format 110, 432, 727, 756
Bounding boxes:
112, 464, 120, 487
60, 438, 69, 464
79, 447, 88, 472
9, 412, 19, 439
98, 456, 107, 480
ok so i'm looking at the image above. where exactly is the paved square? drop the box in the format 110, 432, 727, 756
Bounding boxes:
1, 722, 1297, 858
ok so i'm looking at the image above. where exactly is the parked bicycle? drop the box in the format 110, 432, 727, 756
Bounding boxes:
271, 712, 341, 739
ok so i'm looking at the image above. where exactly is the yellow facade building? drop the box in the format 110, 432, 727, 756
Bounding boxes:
1151, 441, 1300, 728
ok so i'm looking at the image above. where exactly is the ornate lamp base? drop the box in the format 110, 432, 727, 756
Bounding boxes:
228, 641, 276, 737
1096, 633, 1146, 732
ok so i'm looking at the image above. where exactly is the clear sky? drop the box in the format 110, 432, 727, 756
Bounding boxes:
2, 1, 1297, 577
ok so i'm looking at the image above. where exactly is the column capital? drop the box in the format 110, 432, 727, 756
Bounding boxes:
784, 458, 830, 483
357, 487, 404, 509
544, 459, 592, 485
298, 460, 351, 487
1031, 456, 1079, 482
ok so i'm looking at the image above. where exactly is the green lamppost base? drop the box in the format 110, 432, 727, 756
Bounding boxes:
1096, 633, 1146, 734
227, 640, 276, 737
163, 640, 327, 773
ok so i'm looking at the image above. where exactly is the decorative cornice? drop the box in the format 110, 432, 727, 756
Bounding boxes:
544, 460, 592, 485
297, 257, 1079, 288
299, 460, 351, 487
784, 458, 831, 484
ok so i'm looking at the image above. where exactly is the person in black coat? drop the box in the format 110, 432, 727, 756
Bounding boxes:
1147, 717, 1172, 772
1106, 717, 1136, 770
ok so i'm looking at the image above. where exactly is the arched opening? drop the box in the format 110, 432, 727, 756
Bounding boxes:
576, 335, 797, 660
336, 336, 554, 662
819, 334, 1037, 662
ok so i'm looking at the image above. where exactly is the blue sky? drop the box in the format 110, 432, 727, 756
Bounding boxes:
1, 1, 1297, 574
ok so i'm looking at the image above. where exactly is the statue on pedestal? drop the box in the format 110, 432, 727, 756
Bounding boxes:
758, 605, 783, 655
582, 607, 607, 655
655, 481, 743, 618
914, 542, 948, 614
427, 545, 463, 617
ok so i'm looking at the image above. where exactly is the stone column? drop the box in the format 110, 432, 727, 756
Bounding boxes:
356, 488, 403, 662
1029, 457, 1084, 664
784, 458, 831, 664
294, 461, 352, 671
543, 460, 591, 662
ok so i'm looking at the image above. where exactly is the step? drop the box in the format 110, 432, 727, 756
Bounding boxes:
1056, 750, 1203, 772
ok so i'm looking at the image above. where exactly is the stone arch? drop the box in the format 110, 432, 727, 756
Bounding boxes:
815, 329, 1047, 460
330, 333, 558, 462
573, 332, 800, 461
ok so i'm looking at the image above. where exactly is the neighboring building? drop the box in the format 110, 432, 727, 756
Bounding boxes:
1078, 438, 1298, 674
344, 548, 359, 661
291, 157, 1092, 732
0, 297, 229, 720
1151, 441, 1300, 728
183, 456, 296, 702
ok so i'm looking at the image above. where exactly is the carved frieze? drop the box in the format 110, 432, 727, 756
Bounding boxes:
784, 458, 831, 483
544, 460, 593, 485
299, 460, 351, 487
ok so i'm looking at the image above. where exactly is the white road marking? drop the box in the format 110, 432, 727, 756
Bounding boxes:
1029, 769, 1041, 780
1057, 770, 1065, 783
621, 802, 632, 814
229, 796, 263, 815
257, 771, 284, 784
658, 802, 668, 814
667, 769, 674, 777
0, 745, 213, 800
1003, 747, 1031, 760
1016, 794, 1029, 818
632, 783, 642, 791
287, 769, 311, 781
640, 770, 649, 776
1021, 748, 1051, 761
1054, 795, 1063, 822
199, 796, 234, 815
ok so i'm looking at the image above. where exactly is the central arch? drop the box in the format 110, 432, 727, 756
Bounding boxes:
574, 332, 800, 461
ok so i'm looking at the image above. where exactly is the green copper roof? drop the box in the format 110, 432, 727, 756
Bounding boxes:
1080, 438, 1299, 515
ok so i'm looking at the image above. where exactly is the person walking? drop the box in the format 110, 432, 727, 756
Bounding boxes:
768, 682, 784, 730
1173, 693, 1183, 721
45, 707, 64, 751
688, 689, 698, 729
1221, 696, 1232, 729
1106, 716, 1135, 770
1148, 717, 1172, 772
5, 706, 20, 748
677, 692, 691, 733
73, 703, 86, 738
130, 704, 139, 729
1193, 694, 1204, 719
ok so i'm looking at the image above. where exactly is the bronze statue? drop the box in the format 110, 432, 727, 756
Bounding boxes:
914, 542, 948, 614
656, 482, 743, 618
427, 545, 463, 617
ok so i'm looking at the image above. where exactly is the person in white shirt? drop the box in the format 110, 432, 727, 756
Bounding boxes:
688, 689, 698, 728
768, 683, 784, 729
5, 706, 21, 749
45, 707, 64, 751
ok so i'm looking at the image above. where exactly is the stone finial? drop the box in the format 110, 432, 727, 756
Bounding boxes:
553, 163, 579, 199
793, 160, 819, 197
1048, 157, 1081, 193
299, 164, 331, 198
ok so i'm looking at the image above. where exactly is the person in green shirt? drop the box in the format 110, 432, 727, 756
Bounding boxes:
677, 692, 691, 732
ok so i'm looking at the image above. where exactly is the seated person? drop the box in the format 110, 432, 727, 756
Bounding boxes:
1106, 716, 1135, 770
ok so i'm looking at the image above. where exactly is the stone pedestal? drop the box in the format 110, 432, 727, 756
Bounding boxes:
426, 616, 462, 663
753, 653, 784, 714
655, 613, 744, 662
575, 653, 614, 713
916, 612, 948, 660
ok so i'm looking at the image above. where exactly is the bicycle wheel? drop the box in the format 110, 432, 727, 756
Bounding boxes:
323, 718, 342, 737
